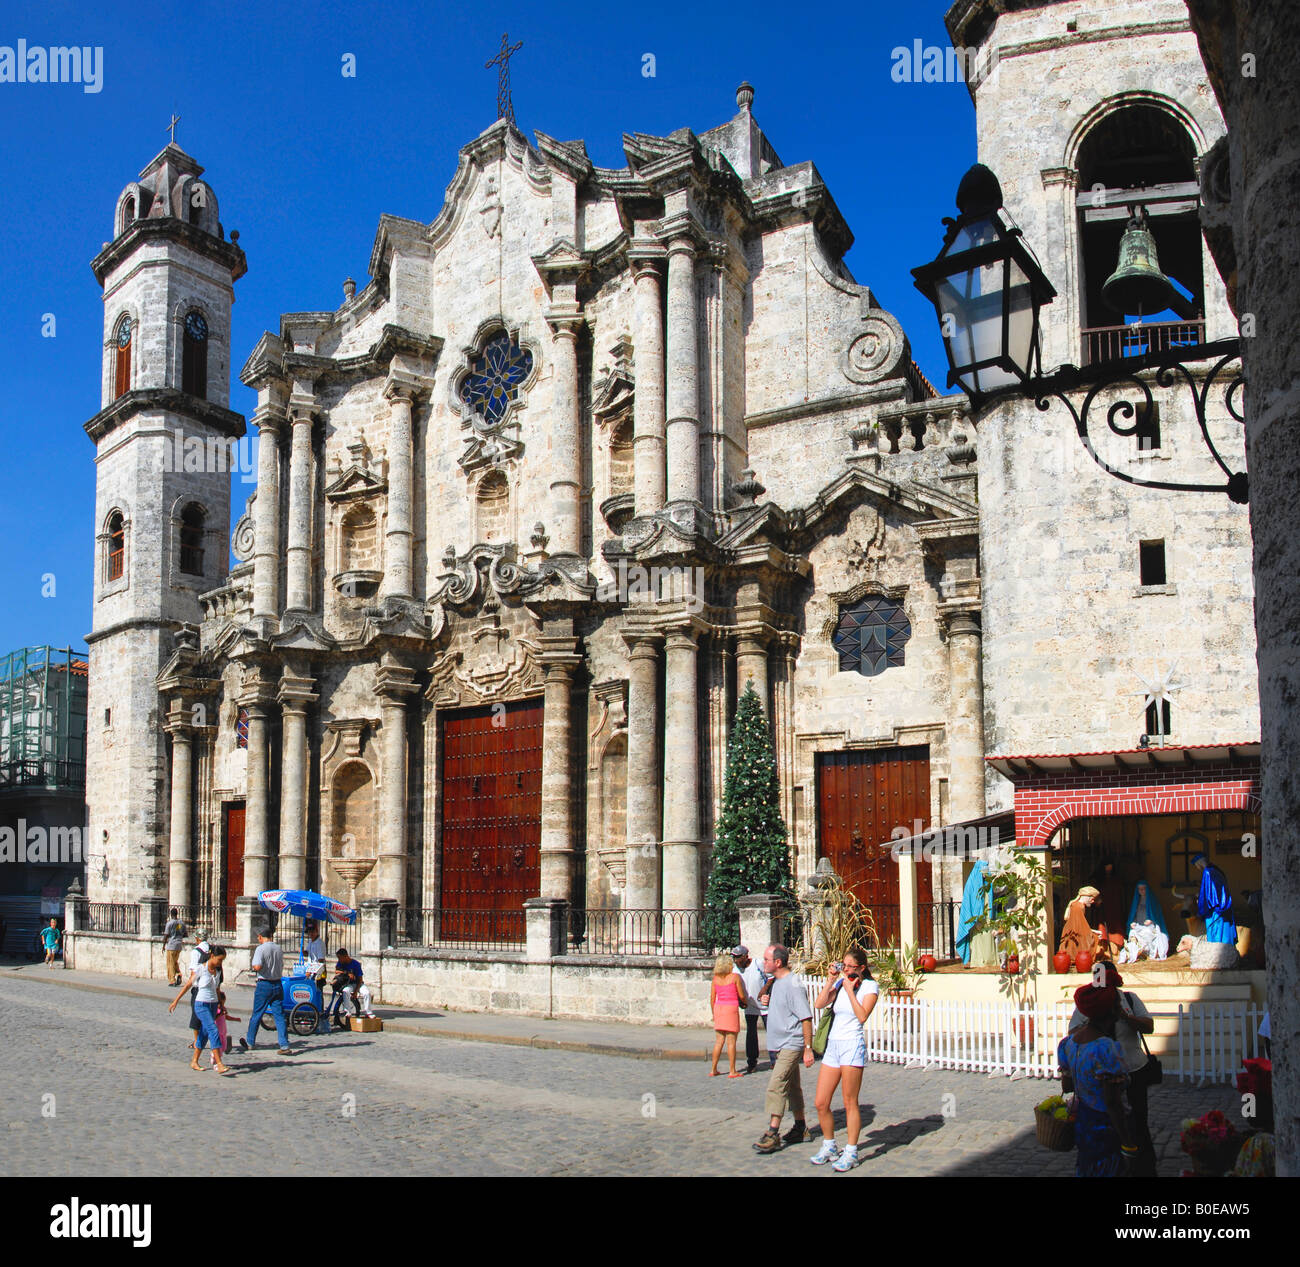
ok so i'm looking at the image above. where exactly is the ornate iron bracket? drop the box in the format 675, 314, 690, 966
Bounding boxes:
1027, 337, 1247, 503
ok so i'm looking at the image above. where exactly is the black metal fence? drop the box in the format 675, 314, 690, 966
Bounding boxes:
84, 902, 139, 934
173, 904, 235, 939
919, 900, 959, 960
568, 908, 702, 957
398, 908, 526, 952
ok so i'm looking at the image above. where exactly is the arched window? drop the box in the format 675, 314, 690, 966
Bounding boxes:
106, 512, 125, 581
179, 503, 205, 576
113, 316, 132, 399
833, 596, 912, 677
123, 197, 136, 229
1076, 105, 1204, 365
182, 310, 208, 398
476, 471, 510, 543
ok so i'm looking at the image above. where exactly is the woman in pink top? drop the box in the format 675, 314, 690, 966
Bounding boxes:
709, 952, 749, 1078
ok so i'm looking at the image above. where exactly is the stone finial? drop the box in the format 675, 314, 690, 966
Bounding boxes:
343, 277, 356, 300
230, 230, 240, 243
530, 522, 550, 550
731, 469, 766, 507
736, 81, 754, 111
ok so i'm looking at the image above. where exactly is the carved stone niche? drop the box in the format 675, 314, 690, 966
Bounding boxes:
326, 435, 388, 600
588, 678, 629, 898
320, 718, 382, 902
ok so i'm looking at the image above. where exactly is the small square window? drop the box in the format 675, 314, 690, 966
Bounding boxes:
1140, 540, 1166, 586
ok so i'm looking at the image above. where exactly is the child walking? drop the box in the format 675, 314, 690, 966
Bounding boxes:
215, 990, 241, 1055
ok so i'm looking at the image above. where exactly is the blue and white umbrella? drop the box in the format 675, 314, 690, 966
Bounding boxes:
258, 889, 356, 925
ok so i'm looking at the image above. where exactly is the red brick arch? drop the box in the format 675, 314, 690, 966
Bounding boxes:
1018, 778, 1261, 849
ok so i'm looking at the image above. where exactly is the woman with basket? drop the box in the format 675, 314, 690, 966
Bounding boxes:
1057, 978, 1137, 1176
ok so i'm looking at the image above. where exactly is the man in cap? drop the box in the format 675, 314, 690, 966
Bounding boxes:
239, 925, 292, 1055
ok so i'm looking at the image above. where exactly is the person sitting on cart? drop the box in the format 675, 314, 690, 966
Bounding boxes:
238, 925, 292, 1055
331, 948, 375, 1020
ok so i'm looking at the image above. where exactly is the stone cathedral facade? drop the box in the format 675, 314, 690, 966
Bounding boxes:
83, 1, 1262, 963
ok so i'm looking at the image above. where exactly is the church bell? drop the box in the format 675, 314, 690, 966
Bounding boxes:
1102, 206, 1180, 318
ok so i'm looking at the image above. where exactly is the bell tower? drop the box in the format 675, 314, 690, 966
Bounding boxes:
83, 138, 247, 901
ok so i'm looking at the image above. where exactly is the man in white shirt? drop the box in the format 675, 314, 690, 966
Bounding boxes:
733, 945, 768, 1075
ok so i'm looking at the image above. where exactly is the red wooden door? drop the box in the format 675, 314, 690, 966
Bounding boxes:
439, 698, 543, 938
223, 802, 246, 929
816, 747, 933, 937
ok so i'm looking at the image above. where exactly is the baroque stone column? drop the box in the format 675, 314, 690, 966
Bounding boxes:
242, 701, 271, 895
629, 240, 667, 515
277, 667, 318, 891
165, 711, 194, 909
251, 405, 284, 621
285, 401, 316, 613
623, 631, 662, 911
545, 310, 584, 556
381, 381, 416, 599
538, 644, 581, 902
664, 235, 700, 505
376, 662, 418, 903
943, 608, 986, 825
661, 626, 700, 914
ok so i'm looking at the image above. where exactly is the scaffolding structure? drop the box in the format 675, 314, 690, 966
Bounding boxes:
0, 646, 88, 792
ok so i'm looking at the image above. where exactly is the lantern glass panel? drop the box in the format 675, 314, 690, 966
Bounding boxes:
936, 261, 1017, 396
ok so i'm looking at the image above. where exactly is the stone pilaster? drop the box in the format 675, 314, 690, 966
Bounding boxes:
623, 630, 662, 911
381, 379, 417, 599
376, 661, 419, 904
277, 667, 317, 892
242, 702, 272, 895
164, 710, 194, 909
251, 405, 285, 622
661, 626, 700, 914
664, 234, 700, 506
285, 397, 316, 613
942, 607, 987, 825
538, 640, 581, 902
544, 309, 584, 556
629, 238, 667, 515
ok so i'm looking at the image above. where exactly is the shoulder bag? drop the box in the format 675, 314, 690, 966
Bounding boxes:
1127, 992, 1162, 1085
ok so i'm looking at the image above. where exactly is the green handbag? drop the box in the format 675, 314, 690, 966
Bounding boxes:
812, 982, 841, 1057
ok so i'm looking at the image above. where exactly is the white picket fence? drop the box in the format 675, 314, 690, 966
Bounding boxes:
794, 976, 1265, 1084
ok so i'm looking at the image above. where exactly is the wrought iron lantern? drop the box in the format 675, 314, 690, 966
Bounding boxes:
912, 164, 1247, 503
911, 164, 1056, 402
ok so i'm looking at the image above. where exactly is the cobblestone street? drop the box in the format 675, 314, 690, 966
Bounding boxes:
0, 970, 1245, 1178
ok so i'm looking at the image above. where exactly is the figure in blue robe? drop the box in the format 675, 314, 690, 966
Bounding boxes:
1194, 854, 1237, 944
956, 859, 993, 965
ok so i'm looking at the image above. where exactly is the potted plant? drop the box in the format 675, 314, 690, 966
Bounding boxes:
869, 941, 923, 998
1180, 1111, 1243, 1176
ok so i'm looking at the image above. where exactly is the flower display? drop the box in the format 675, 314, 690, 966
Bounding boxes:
1179, 1110, 1238, 1156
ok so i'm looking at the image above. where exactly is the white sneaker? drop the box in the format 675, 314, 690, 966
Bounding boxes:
832, 1147, 860, 1172
810, 1140, 840, 1166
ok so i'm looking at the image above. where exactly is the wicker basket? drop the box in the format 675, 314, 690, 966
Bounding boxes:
1035, 1106, 1076, 1152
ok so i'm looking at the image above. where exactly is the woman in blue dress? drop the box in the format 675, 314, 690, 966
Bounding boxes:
1057, 979, 1137, 1176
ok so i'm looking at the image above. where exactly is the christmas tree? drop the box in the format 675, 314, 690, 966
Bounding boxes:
702, 681, 797, 949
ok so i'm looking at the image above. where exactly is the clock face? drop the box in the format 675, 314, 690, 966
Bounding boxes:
185, 312, 208, 342
115, 318, 132, 348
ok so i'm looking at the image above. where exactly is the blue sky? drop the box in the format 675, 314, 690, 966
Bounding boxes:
0, 0, 975, 655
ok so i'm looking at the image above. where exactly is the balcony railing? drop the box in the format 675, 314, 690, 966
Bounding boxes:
0, 757, 86, 791
1081, 319, 1205, 367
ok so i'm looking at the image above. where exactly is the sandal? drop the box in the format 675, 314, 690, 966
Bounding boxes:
212, 1066, 233, 1076
728, 1072, 744, 1078
190, 1063, 204, 1072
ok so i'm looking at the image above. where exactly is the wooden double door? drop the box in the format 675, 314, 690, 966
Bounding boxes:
439, 699, 543, 933
222, 802, 245, 928
816, 746, 934, 916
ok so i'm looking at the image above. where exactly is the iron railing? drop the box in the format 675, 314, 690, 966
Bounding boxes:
1081, 318, 1205, 366
84, 902, 139, 934
173, 904, 236, 939
918, 899, 959, 960
0, 757, 86, 790
399, 907, 526, 952
569, 908, 703, 956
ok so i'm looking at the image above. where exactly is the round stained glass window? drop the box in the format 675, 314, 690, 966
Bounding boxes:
460, 332, 534, 427
833, 596, 911, 677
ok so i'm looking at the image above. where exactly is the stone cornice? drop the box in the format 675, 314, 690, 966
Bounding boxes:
84, 388, 246, 446
91, 216, 247, 286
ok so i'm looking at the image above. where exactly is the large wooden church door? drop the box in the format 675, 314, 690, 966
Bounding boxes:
439, 698, 543, 938
222, 802, 245, 930
816, 747, 933, 942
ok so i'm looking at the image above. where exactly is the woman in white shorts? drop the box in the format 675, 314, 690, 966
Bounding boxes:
810, 947, 879, 1172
